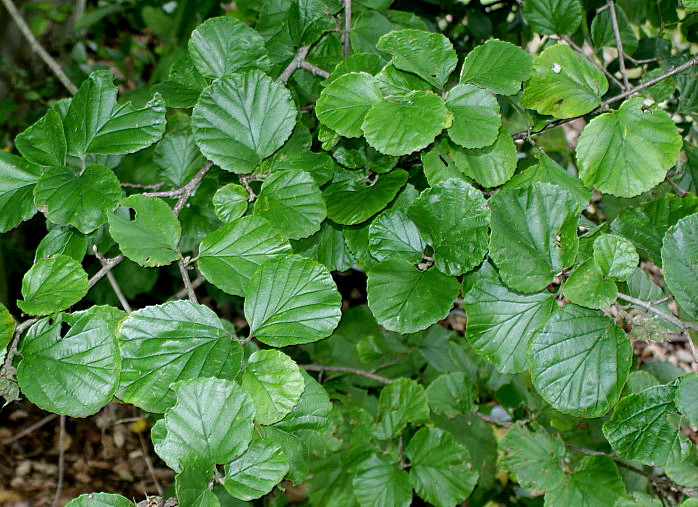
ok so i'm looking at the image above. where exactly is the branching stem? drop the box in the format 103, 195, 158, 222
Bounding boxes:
608, 1, 630, 89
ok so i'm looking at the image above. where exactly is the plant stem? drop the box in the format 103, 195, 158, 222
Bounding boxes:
278, 46, 311, 84
562, 36, 624, 90
617, 292, 698, 332
173, 162, 212, 216
608, 1, 630, 89
168, 275, 206, 301
106, 272, 132, 313
343, 0, 352, 58
302, 364, 393, 384
178, 259, 198, 303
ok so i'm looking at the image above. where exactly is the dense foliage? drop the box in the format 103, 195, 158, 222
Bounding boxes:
1, 0, 697, 505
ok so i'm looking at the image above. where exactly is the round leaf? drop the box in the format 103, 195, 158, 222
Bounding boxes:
545, 456, 626, 506
459, 128, 517, 188
17, 255, 89, 316
661, 214, 698, 319
315, 72, 383, 138
66, 493, 133, 506
445, 84, 501, 149
273, 370, 332, 433
593, 234, 639, 281
459, 39, 533, 96
524, 0, 583, 35
369, 208, 425, 263
426, 372, 477, 417
353, 454, 412, 507
35, 227, 87, 262
500, 425, 566, 491
213, 183, 249, 223
224, 439, 289, 501
562, 260, 618, 309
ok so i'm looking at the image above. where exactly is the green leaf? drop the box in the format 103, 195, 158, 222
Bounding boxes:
15, 108, 66, 166
244, 255, 342, 346
353, 454, 412, 507
17, 255, 89, 316
253, 170, 326, 240
241, 349, 305, 425
175, 455, 217, 507
522, 44, 608, 119
488, 182, 580, 293
154, 132, 206, 188
369, 209, 425, 263
153, 55, 207, 108
603, 385, 691, 466
376, 29, 457, 89
500, 425, 566, 491
0, 302, 14, 365
524, 0, 583, 35
315, 72, 383, 138
420, 138, 469, 186
375, 378, 430, 440
188, 16, 270, 79
197, 216, 292, 297
593, 234, 639, 281
261, 426, 309, 484
463, 261, 557, 374
459, 39, 533, 96
661, 214, 698, 319
426, 372, 477, 417
0, 151, 42, 233
408, 178, 490, 276
152, 378, 255, 472
287, 0, 336, 45
458, 127, 518, 188
273, 370, 331, 433
108, 195, 182, 267
545, 456, 626, 506
65, 70, 166, 156
562, 260, 618, 309
212, 183, 249, 223
117, 300, 243, 413
224, 439, 289, 501
65, 493, 133, 506
34, 226, 87, 262
528, 304, 633, 417
576, 98, 682, 198
17, 312, 120, 417
676, 373, 698, 426
406, 427, 478, 506
324, 53, 384, 86
292, 221, 356, 271
367, 259, 460, 334
375, 63, 432, 96
591, 5, 638, 55
323, 168, 408, 225
361, 92, 450, 156
34, 165, 121, 234
445, 84, 501, 149
192, 71, 297, 174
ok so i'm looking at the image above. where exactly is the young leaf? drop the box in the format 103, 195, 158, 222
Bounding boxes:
458, 128, 517, 188
459, 39, 533, 96
353, 454, 412, 507
367, 259, 460, 334
315, 72, 383, 138
528, 304, 633, 417
223, 439, 289, 500
244, 255, 342, 347
108, 195, 182, 267
197, 216, 292, 297
241, 349, 305, 425
376, 29, 457, 89
116, 300, 243, 413
522, 44, 608, 119
562, 260, 618, 309
192, 71, 296, 173
15, 108, 66, 166
0, 151, 42, 233
661, 214, 698, 319
369, 209, 425, 263
576, 98, 682, 198
545, 456, 625, 505
407, 178, 490, 276
593, 234, 639, 281
500, 425, 566, 491
374, 378, 430, 440
445, 83, 501, 149
187, 16, 271, 79
16, 312, 120, 417
17, 255, 89, 316
406, 427, 479, 506
212, 183, 249, 223
34, 165, 121, 234
426, 372, 477, 417
523, 0, 583, 35
152, 378, 255, 472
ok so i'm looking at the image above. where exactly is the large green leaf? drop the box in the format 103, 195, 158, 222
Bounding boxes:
16, 312, 120, 417
407, 178, 490, 276
500, 425, 566, 491
545, 456, 625, 506
175, 456, 217, 507
65, 70, 166, 156
425, 372, 476, 417
524, 0, 583, 35
562, 260, 618, 309
34, 165, 121, 234
244, 255, 342, 346
261, 426, 309, 484
241, 349, 305, 425
273, 370, 331, 433
361, 92, 450, 156
188, 16, 270, 79
445, 84, 501, 149
661, 214, 698, 319
464, 262, 557, 374
375, 29, 457, 89
528, 304, 633, 417
152, 378, 255, 472
406, 427, 478, 506
0, 151, 42, 233
522, 44, 608, 119
353, 454, 412, 507
153, 55, 207, 108
116, 300, 242, 413
603, 384, 691, 466
459, 128, 517, 188
197, 216, 292, 297
224, 438, 289, 501
367, 259, 460, 334
374, 378, 430, 440
488, 182, 580, 293
153, 132, 206, 188
253, 170, 326, 240
15, 108, 66, 166
108, 195, 182, 267
369, 209, 425, 263
17, 255, 89, 316
576, 98, 682, 198
315, 72, 383, 138
459, 39, 533, 96
192, 71, 296, 173
375, 63, 432, 96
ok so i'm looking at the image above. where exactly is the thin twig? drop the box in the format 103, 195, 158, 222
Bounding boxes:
617, 293, 698, 332
342, 0, 352, 58
106, 272, 132, 313
608, 1, 630, 89
88, 254, 125, 289
51, 415, 66, 507
1, 413, 58, 445
168, 275, 206, 301
299, 60, 330, 79
561, 36, 624, 90
137, 425, 164, 496
278, 46, 311, 84
177, 259, 198, 303
121, 182, 164, 190
0, 0, 78, 95
471, 411, 513, 428
173, 162, 212, 216
239, 173, 268, 202
302, 364, 393, 384
666, 176, 688, 197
